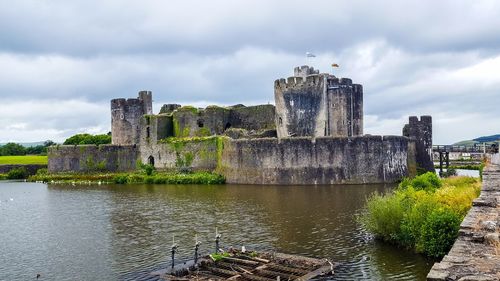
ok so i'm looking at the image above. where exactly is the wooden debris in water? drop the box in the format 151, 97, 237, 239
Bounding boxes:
151, 249, 336, 281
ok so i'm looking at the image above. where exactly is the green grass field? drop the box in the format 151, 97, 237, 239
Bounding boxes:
0, 155, 48, 165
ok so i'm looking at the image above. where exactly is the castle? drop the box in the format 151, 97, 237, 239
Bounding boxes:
48, 66, 434, 184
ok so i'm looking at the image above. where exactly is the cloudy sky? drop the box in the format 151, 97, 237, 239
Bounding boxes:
0, 0, 499, 144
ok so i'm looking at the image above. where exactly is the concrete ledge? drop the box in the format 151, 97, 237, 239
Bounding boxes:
427, 164, 500, 280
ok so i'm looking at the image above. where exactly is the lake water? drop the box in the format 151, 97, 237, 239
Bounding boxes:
0, 181, 433, 281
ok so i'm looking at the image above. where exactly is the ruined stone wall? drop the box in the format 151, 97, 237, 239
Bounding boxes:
111, 91, 153, 145
138, 90, 153, 115
220, 135, 412, 185
140, 114, 173, 146
170, 105, 275, 138
0, 164, 46, 175
403, 115, 434, 172
228, 104, 276, 131
159, 104, 181, 114
274, 66, 363, 139
48, 145, 138, 173
139, 137, 220, 171
427, 164, 500, 281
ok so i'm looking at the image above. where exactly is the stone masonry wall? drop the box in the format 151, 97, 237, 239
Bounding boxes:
427, 164, 500, 281
0, 164, 46, 175
139, 137, 220, 171
403, 115, 434, 172
274, 66, 363, 139
111, 91, 153, 145
171, 105, 275, 138
220, 135, 413, 185
48, 145, 138, 173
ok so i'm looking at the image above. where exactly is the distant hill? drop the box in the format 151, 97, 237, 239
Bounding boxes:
473, 134, 500, 143
453, 134, 500, 146
0, 141, 46, 147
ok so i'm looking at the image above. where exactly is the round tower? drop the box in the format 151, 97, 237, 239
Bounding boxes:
274, 66, 363, 139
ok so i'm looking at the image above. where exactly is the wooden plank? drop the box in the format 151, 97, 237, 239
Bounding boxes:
241, 273, 275, 281
255, 269, 298, 280
221, 257, 260, 266
208, 267, 240, 278
296, 265, 333, 281
265, 264, 309, 275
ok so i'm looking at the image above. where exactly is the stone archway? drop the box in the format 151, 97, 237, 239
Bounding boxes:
148, 155, 155, 166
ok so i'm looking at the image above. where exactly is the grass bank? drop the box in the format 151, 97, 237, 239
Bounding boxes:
0, 155, 48, 165
360, 172, 481, 258
29, 171, 225, 185
0, 174, 6, 180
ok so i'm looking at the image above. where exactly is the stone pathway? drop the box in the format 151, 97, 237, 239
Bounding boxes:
427, 164, 500, 281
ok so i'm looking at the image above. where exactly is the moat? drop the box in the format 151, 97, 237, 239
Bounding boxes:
0, 182, 433, 280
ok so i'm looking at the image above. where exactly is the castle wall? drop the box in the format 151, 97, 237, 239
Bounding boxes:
228, 104, 276, 131
403, 115, 434, 172
275, 66, 363, 139
111, 91, 153, 145
220, 135, 412, 185
139, 137, 220, 171
275, 75, 324, 138
48, 145, 138, 173
171, 105, 275, 138
138, 90, 153, 115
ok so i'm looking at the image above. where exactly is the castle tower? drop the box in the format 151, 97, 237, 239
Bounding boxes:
111, 91, 153, 145
403, 116, 434, 172
274, 66, 363, 138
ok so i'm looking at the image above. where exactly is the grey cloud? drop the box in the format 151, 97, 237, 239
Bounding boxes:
1, 0, 499, 143
1, 1, 500, 57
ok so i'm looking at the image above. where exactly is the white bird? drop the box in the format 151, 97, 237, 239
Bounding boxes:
9, 198, 13, 201
306, 52, 316, 57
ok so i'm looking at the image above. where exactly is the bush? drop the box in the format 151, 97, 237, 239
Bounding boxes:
441, 168, 457, 178
36, 168, 48, 176
399, 172, 441, 192
111, 172, 225, 185
7, 167, 28, 179
362, 192, 405, 243
137, 163, 155, 176
361, 175, 480, 258
417, 208, 462, 257
113, 175, 128, 184
0, 174, 6, 180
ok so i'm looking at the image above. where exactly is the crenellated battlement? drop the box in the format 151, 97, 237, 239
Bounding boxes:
294, 65, 319, 77
275, 72, 358, 90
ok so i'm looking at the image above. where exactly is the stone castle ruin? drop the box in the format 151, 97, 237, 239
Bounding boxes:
48, 66, 434, 184
275, 66, 362, 138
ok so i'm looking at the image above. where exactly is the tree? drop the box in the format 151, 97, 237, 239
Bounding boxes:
26, 145, 45, 155
44, 140, 56, 147
0, 143, 26, 156
63, 134, 111, 145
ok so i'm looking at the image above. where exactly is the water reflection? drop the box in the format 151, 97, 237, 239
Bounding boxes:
0, 182, 433, 281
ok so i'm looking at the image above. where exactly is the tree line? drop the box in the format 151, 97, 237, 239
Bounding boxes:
0, 141, 55, 156
0, 133, 111, 156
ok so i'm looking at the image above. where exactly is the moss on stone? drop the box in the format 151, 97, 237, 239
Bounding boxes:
177, 105, 199, 114
196, 127, 211, 137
